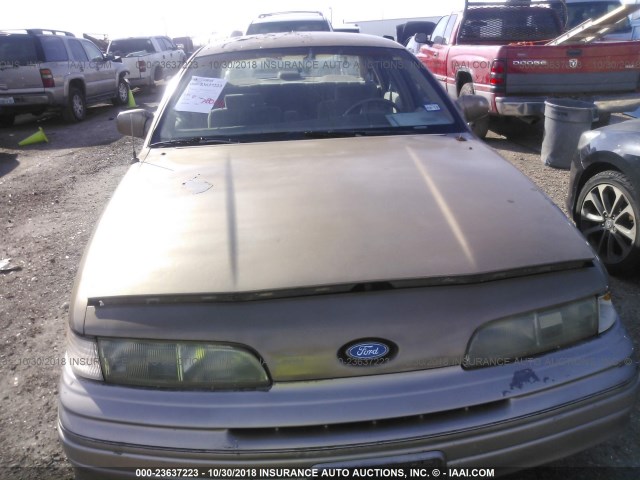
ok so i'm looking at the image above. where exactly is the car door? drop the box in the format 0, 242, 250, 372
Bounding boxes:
156, 37, 183, 76
419, 15, 457, 87
66, 38, 96, 97
80, 39, 113, 99
417, 16, 448, 77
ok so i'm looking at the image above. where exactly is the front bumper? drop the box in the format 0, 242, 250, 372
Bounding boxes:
58, 321, 639, 478
495, 92, 640, 118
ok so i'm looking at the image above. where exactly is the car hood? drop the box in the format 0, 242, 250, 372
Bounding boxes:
76, 134, 595, 300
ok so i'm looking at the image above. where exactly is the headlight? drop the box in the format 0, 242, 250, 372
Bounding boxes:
464, 296, 604, 369
98, 339, 271, 390
66, 329, 103, 381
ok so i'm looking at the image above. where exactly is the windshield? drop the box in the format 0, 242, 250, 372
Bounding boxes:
152, 46, 463, 145
109, 38, 155, 56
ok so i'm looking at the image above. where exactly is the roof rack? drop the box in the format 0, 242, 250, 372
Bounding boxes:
26, 29, 75, 37
257, 11, 325, 19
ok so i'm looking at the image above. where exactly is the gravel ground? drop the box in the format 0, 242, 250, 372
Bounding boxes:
0, 92, 638, 480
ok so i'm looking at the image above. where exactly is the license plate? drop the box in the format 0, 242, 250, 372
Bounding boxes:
0, 97, 15, 105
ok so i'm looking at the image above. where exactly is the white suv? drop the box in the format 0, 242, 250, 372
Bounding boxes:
246, 11, 332, 35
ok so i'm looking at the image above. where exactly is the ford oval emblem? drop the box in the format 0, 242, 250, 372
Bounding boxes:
347, 342, 389, 359
338, 338, 397, 366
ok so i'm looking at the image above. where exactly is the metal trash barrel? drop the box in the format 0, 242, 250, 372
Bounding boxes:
541, 99, 595, 169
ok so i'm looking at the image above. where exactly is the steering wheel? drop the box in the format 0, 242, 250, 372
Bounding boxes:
343, 98, 398, 116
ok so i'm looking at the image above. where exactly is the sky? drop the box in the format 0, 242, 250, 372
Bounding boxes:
1, 1, 460, 43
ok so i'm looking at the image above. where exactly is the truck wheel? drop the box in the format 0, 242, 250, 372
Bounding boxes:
0, 114, 15, 127
154, 67, 164, 81
575, 170, 640, 275
63, 87, 86, 122
144, 69, 160, 91
112, 77, 129, 106
460, 82, 489, 139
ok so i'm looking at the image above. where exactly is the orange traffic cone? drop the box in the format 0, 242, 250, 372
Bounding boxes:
127, 88, 137, 108
18, 127, 48, 146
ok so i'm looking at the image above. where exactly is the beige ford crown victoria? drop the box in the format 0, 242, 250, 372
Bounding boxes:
58, 33, 638, 479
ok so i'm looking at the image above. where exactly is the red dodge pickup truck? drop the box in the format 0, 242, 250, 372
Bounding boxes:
416, 0, 640, 137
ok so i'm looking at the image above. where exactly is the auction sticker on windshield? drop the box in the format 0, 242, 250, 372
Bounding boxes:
175, 76, 227, 114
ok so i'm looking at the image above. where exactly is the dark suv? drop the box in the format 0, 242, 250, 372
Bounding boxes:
0, 29, 129, 126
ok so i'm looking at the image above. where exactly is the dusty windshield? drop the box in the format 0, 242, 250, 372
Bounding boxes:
152, 46, 462, 144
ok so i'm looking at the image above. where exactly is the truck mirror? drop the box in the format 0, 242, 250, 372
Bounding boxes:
116, 109, 154, 139
414, 33, 429, 44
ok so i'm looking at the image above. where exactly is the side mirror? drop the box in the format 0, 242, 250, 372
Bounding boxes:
104, 52, 116, 61
456, 94, 490, 123
414, 33, 428, 44
116, 109, 154, 139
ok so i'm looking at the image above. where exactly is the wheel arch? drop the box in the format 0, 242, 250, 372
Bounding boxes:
456, 70, 473, 97
67, 78, 85, 97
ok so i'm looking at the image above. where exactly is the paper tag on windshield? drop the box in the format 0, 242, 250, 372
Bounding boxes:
424, 103, 441, 112
175, 76, 227, 114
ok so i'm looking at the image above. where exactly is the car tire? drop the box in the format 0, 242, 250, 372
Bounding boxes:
112, 77, 129, 106
63, 87, 86, 122
0, 114, 15, 127
575, 170, 640, 275
460, 82, 489, 139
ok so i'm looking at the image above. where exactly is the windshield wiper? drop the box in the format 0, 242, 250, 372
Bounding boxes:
303, 130, 366, 138
303, 127, 427, 139
149, 137, 238, 148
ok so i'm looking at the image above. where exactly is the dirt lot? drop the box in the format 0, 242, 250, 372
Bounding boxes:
0, 89, 638, 480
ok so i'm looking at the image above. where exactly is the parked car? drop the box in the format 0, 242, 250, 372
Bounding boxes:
107, 36, 185, 89
246, 11, 332, 35
568, 118, 640, 275
332, 24, 360, 33
58, 32, 638, 479
415, 0, 640, 137
398, 21, 437, 55
0, 29, 129, 125
396, 20, 437, 46
172, 36, 195, 58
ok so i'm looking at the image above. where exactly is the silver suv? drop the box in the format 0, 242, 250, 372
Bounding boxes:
246, 11, 332, 35
0, 29, 130, 126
